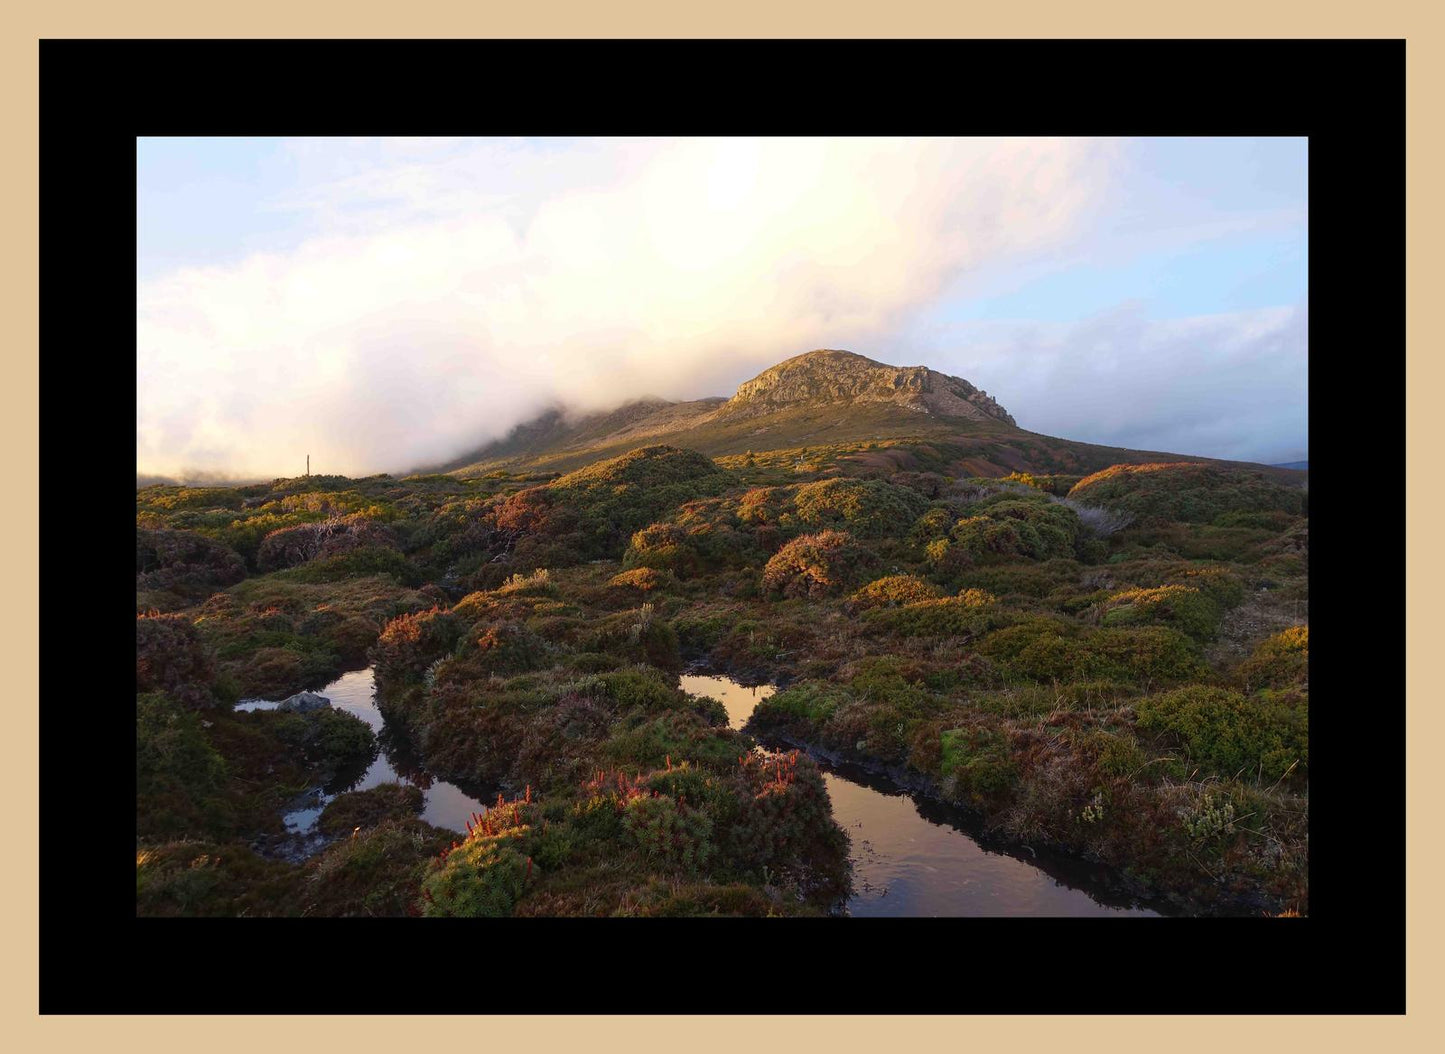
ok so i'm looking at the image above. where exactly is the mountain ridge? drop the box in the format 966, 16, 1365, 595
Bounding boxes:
425, 349, 1299, 482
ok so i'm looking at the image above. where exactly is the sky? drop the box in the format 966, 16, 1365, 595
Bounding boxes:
137, 136, 1307, 480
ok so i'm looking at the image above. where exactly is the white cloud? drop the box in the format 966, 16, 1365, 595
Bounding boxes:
914, 302, 1309, 464
137, 137, 1118, 479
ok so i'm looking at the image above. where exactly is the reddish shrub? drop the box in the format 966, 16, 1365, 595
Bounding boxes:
371, 608, 462, 683
136, 613, 218, 709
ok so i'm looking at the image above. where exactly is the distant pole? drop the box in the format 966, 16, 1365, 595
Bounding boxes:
306, 454, 310, 477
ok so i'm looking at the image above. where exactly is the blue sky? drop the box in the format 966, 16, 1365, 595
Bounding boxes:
137, 137, 1307, 478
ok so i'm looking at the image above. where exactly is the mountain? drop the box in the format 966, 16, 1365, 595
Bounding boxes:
715, 349, 1016, 425
1271, 461, 1309, 472
427, 349, 1302, 481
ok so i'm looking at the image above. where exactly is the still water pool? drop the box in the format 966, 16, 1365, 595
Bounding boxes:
680, 671, 1160, 917
237, 667, 489, 839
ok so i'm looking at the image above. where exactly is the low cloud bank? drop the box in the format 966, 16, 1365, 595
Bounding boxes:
138, 137, 1117, 479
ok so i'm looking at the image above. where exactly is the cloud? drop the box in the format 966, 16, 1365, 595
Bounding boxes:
137, 137, 1119, 479
912, 301, 1309, 464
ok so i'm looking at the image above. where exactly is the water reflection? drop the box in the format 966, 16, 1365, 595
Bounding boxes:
682, 670, 1161, 918
236, 666, 489, 837
680, 672, 776, 730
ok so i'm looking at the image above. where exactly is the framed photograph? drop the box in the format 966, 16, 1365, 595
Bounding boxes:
39, 38, 1403, 1015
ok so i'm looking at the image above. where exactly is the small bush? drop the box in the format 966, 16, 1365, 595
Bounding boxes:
864, 595, 1000, 639
608, 566, 673, 592
1085, 626, 1204, 686
622, 793, 715, 874
762, 531, 873, 598
257, 514, 398, 572
305, 819, 453, 916
845, 574, 945, 613
948, 499, 1081, 563
623, 523, 702, 577
1233, 626, 1309, 692
421, 821, 534, 917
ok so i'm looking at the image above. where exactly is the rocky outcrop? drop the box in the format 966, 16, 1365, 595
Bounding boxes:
277, 691, 331, 714
712, 350, 1016, 426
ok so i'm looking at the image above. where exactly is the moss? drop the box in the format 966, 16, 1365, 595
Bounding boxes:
939, 727, 1019, 800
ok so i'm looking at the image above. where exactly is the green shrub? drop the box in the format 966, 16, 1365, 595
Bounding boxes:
548, 446, 730, 556
1084, 626, 1204, 686
623, 522, 702, 577
1136, 685, 1307, 782
1075, 728, 1150, 780
473, 621, 555, 675
305, 819, 453, 916
136, 528, 246, 597
864, 595, 1001, 639
976, 619, 1085, 682
276, 545, 420, 585
136, 692, 232, 839
608, 566, 673, 592
1068, 462, 1304, 524
748, 682, 846, 731
136, 613, 220, 710
1100, 584, 1222, 642
792, 478, 929, 537
1233, 626, 1309, 692
949, 498, 1081, 563
622, 793, 715, 873
422, 827, 533, 917
272, 707, 378, 777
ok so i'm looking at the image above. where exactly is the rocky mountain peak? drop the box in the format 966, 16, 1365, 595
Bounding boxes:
714, 349, 1016, 426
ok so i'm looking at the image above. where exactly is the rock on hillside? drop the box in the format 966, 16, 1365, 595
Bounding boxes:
713, 349, 1017, 426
